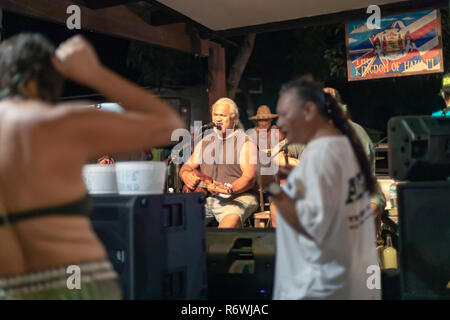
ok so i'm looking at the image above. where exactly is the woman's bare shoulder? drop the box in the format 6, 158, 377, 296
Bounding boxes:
0, 99, 52, 130
0, 100, 99, 147
0, 98, 49, 114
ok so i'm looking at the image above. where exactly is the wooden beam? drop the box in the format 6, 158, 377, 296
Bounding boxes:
73, 0, 139, 9
0, 0, 213, 56
207, 43, 226, 110
149, 10, 184, 26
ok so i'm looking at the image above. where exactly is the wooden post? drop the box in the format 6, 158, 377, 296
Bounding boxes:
207, 43, 226, 113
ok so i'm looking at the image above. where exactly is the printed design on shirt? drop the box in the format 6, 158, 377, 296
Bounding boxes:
284, 178, 306, 200
348, 202, 373, 230
345, 172, 366, 205
286, 181, 293, 191
345, 172, 372, 229
294, 178, 306, 199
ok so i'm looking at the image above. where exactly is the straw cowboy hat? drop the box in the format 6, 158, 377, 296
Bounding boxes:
249, 105, 278, 120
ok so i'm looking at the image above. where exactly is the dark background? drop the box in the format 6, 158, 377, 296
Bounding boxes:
3, 8, 449, 137
3, 11, 132, 100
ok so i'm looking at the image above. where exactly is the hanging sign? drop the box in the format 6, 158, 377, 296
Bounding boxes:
346, 9, 444, 81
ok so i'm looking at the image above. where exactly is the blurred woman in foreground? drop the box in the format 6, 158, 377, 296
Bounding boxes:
0, 33, 183, 299
259, 79, 380, 299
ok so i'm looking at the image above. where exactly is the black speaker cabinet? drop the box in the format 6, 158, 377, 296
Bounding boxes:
206, 229, 275, 300
388, 116, 450, 181
397, 182, 450, 299
90, 193, 207, 300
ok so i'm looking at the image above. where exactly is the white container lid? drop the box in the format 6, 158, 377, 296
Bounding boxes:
115, 161, 167, 195
82, 164, 118, 194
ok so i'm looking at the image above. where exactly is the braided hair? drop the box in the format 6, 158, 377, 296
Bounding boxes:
0, 33, 63, 103
279, 79, 376, 194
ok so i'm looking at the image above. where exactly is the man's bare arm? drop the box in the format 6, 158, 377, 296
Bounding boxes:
179, 142, 201, 189
231, 140, 256, 194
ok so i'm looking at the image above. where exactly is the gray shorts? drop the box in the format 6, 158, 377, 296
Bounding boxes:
205, 192, 259, 226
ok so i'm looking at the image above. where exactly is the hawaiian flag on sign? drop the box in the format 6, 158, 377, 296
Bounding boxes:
347, 9, 443, 81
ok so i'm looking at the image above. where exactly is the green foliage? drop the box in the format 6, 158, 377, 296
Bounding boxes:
288, 23, 347, 81
323, 46, 347, 78
288, 8, 450, 81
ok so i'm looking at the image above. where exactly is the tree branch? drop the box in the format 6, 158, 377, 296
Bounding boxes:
227, 33, 256, 99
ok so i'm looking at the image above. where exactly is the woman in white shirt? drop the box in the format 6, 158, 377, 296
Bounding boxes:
262, 79, 380, 299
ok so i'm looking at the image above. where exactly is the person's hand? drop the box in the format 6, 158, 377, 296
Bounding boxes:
52, 35, 103, 87
277, 165, 295, 181
207, 181, 230, 196
182, 171, 201, 190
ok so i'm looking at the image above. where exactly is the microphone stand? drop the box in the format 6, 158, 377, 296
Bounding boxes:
282, 144, 289, 167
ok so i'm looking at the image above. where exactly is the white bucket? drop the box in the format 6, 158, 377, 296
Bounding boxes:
82, 164, 118, 194
115, 161, 167, 195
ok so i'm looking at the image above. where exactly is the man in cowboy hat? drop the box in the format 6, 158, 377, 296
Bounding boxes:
249, 105, 278, 127
247, 105, 279, 156
248, 105, 304, 227
248, 105, 304, 158
248, 105, 279, 154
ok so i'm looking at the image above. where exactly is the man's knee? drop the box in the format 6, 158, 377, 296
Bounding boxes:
218, 214, 242, 228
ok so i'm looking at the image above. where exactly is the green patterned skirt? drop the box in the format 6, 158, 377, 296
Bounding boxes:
0, 260, 122, 300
